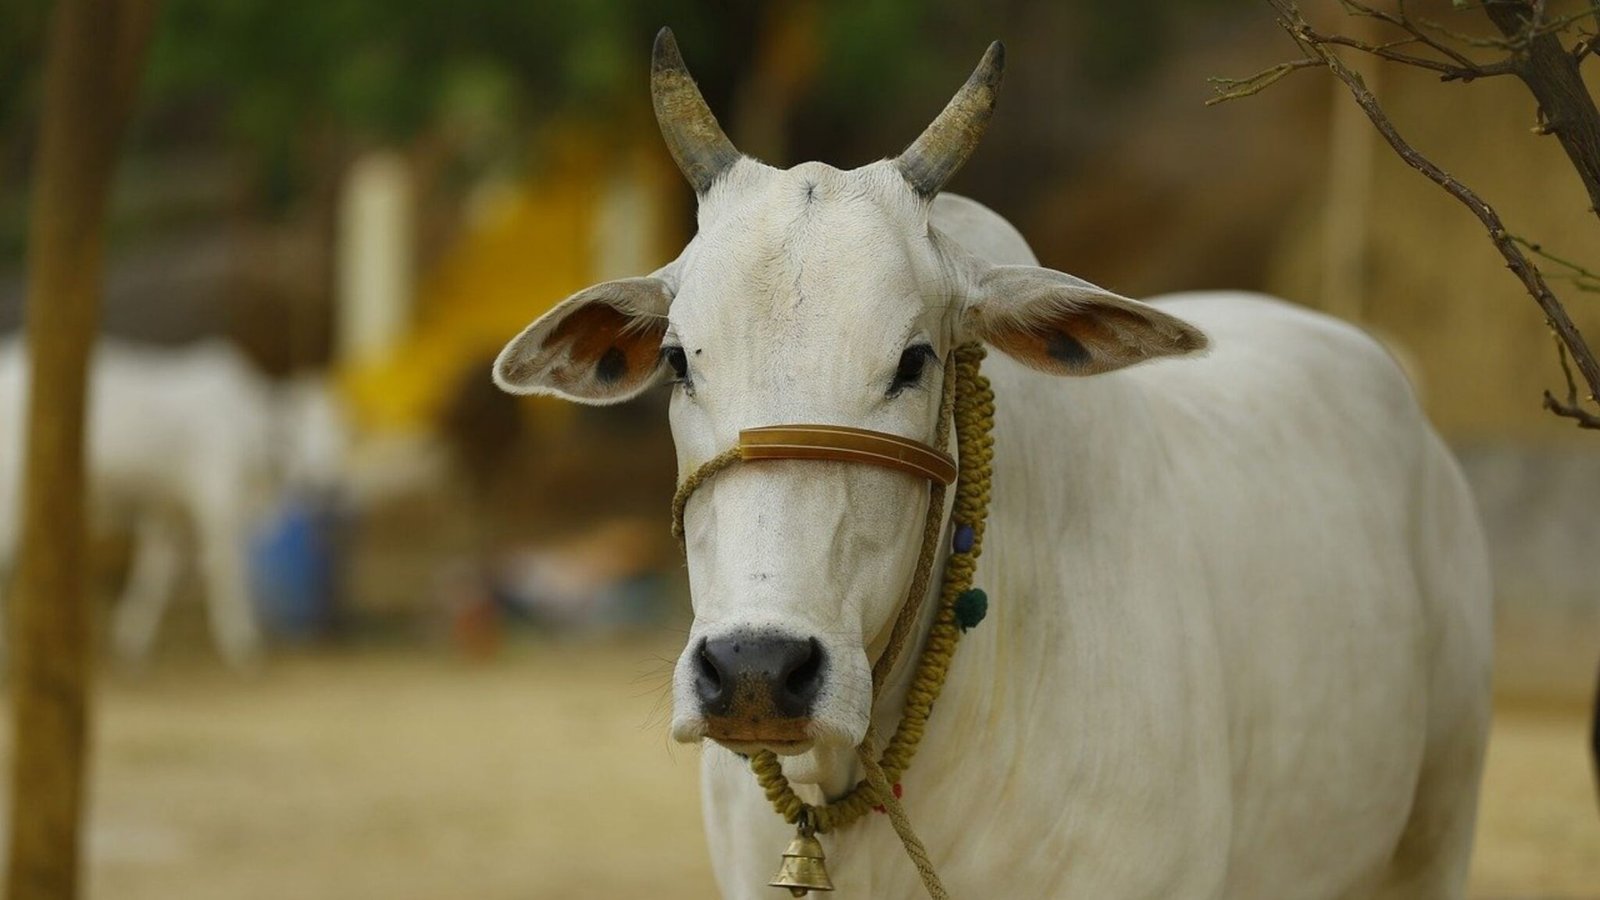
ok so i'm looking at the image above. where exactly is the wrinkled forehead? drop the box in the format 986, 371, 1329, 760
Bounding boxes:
670, 161, 946, 347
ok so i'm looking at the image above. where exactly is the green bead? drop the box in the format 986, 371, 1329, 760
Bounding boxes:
954, 588, 988, 632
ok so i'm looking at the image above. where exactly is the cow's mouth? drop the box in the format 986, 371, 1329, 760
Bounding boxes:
714, 738, 815, 757
704, 715, 814, 754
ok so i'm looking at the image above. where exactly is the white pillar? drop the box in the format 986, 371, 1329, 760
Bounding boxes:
337, 150, 414, 365
591, 164, 656, 283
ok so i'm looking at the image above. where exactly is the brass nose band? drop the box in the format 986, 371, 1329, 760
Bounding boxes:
738, 424, 957, 486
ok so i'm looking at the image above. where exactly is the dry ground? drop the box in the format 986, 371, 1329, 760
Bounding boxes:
1, 638, 1595, 899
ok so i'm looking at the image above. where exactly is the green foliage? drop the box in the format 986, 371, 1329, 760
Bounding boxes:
121, 0, 675, 211
0, 0, 1263, 228
818, 0, 949, 112
1077, 0, 1251, 86
135, 0, 750, 144
147, 0, 546, 145
0, 0, 51, 138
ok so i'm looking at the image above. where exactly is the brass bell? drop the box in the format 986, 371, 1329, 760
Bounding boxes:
768, 828, 834, 896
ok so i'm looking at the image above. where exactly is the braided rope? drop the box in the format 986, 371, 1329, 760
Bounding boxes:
859, 723, 948, 899
747, 343, 995, 834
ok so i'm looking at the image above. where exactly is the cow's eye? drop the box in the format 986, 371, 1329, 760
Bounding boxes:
888, 343, 936, 397
661, 345, 689, 383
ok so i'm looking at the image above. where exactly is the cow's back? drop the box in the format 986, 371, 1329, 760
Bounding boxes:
1117, 293, 1488, 894
923, 195, 1490, 896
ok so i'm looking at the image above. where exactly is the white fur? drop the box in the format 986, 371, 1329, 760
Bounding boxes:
0, 337, 349, 668
497, 164, 1492, 898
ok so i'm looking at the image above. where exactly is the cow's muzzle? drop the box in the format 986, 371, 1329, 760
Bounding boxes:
695, 633, 825, 743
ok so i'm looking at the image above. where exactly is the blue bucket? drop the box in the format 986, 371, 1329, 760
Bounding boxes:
248, 497, 340, 639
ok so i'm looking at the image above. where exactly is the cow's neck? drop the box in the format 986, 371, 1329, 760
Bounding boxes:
774, 351, 1141, 799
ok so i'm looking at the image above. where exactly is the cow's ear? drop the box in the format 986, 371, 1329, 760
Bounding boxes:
493, 276, 673, 404
962, 265, 1207, 376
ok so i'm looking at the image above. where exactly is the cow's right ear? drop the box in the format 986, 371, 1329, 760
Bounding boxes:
492, 275, 674, 404
960, 264, 1206, 376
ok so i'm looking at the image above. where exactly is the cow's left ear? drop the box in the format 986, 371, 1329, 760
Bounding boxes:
493, 273, 674, 404
962, 265, 1207, 376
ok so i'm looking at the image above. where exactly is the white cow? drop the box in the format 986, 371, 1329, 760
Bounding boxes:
0, 336, 347, 668
494, 32, 1491, 899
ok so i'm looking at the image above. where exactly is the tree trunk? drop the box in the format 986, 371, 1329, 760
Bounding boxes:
7, 2, 156, 898
1484, 0, 1600, 218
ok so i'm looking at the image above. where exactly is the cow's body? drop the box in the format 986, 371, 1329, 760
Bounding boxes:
698, 195, 1492, 898
0, 337, 341, 667
493, 34, 1493, 900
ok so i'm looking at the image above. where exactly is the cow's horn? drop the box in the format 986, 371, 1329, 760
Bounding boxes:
897, 41, 1005, 198
652, 27, 741, 195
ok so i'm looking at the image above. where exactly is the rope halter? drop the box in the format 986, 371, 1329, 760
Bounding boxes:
669, 344, 998, 899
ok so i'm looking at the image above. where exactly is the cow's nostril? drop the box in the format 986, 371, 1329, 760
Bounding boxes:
775, 638, 824, 716
784, 639, 823, 698
696, 645, 722, 689
694, 639, 730, 716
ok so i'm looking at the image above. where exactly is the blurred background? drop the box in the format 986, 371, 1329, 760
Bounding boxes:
1, 0, 1597, 896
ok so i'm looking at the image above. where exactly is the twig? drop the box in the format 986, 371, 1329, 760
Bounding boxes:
1512, 234, 1600, 291
1544, 337, 1600, 427
1354, 0, 1486, 69
1206, 59, 1322, 105
1313, 31, 1504, 78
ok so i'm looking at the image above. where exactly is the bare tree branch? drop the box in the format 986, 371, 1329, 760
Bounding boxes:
1313, 30, 1513, 79
1338, 0, 1527, 78
1206, 0, 1522, 104
1229, 0, 1600, 430
1414, 4, 1600, 50
1341, 0, 1506, 72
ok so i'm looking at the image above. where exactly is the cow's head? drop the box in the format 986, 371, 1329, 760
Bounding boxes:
494, 30, 1205, 771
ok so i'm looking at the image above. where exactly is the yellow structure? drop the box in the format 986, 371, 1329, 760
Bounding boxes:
341, 131, 682, 434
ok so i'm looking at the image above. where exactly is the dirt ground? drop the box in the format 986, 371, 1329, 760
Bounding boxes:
1, 638, 1596, 899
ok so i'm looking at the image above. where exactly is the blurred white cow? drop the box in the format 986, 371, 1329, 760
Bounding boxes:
0, 336, 348, 668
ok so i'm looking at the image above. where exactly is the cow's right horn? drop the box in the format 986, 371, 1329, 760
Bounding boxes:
651, 27, 741, 195
897, 41, 1005, 199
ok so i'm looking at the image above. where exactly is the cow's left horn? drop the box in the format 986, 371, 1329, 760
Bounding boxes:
896, 41, 1005, 199
652, 27, 741, 195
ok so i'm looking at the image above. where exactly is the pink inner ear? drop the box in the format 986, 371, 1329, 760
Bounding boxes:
976, 300, 1200, 377
981, 307, 1121, 375
546, 303, 666, 390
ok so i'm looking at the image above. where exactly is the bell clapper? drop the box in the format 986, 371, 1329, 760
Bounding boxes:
767, 811, 834, 896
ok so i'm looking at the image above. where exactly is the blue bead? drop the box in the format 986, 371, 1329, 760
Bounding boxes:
952, 524, 975, 553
